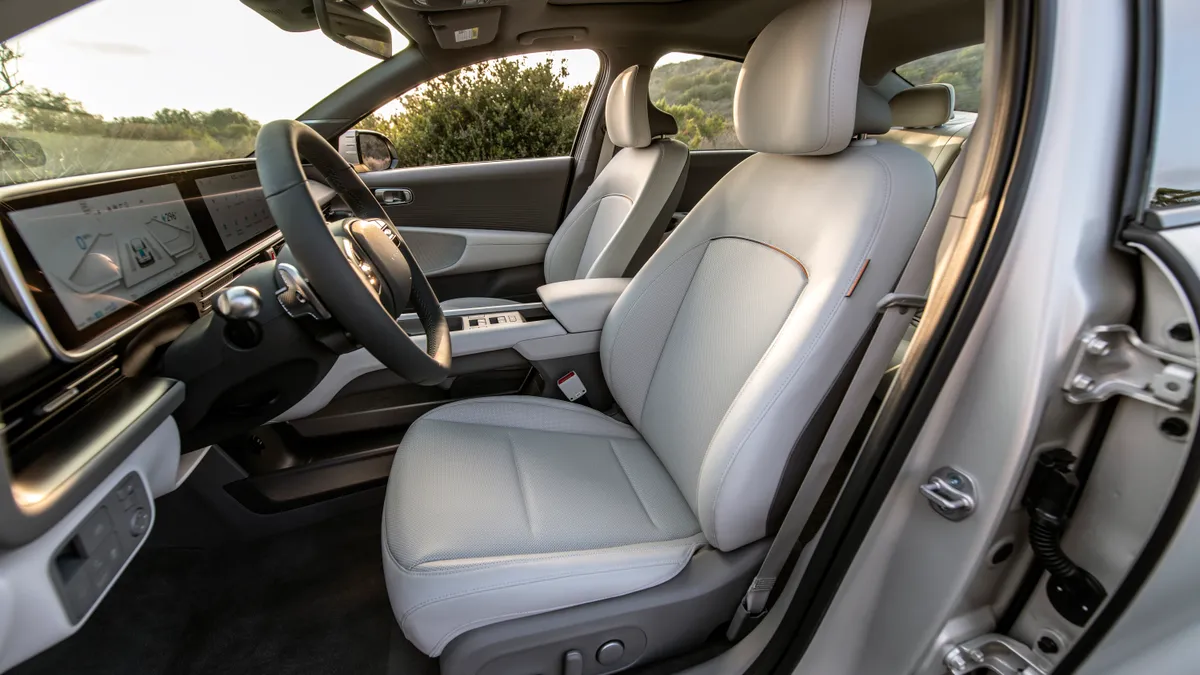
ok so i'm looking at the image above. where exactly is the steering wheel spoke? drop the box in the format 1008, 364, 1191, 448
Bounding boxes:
255, 119, 451, 385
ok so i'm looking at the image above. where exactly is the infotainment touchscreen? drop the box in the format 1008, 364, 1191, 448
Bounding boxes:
8, 183, 212, 331
195, 169, 276, 251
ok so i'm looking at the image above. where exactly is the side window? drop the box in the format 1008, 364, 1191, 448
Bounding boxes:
355, 50, 599, 168
1147, 0, 1200, 208
895, 45, 984, 113
649, 54, 743, 150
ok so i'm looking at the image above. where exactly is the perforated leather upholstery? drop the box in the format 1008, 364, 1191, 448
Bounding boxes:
442, 65, 688, 310
383, 397, 704, 655
385, 0, 937, 656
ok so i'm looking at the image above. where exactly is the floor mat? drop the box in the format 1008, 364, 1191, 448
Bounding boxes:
13, 508, 437, 675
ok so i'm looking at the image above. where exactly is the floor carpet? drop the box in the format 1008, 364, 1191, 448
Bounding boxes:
13, 507, 436, 675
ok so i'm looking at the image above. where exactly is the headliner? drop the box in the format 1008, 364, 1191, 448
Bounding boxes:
376, 0, 984, 82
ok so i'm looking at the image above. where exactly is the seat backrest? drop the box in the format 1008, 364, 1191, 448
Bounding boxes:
543, 65, 690, 284
879, 83, 974, 184
599, 0, 936, 552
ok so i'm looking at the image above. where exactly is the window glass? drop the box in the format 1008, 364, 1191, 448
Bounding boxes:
356, 50, 600, 168
649, 54, 743, 150
0, 0, 408, 187
1147, 0, 1200, 209
895, 45, 984, 113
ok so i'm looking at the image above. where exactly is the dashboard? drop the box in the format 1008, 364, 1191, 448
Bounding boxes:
0, 163, 291, 357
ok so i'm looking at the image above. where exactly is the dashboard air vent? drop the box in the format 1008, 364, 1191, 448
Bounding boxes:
1, 351, 124, 473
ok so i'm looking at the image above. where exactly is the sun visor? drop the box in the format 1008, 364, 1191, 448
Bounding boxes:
427, 7, 502, 49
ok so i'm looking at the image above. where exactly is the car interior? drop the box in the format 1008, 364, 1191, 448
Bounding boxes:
0, 0, 1004, 673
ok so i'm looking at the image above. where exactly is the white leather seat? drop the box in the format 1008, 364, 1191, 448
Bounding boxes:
384, 0, 936, 658
441, 65, 690, 310
878, 83, 974, 184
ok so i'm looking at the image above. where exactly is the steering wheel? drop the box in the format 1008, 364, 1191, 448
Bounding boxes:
255, 119, 451, 385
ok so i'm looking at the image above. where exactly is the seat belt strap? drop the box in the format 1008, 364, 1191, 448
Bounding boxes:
727, 153, 967, 641
594, 131, 616, 178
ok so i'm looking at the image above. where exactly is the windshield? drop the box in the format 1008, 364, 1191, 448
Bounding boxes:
0, 0, 408, 187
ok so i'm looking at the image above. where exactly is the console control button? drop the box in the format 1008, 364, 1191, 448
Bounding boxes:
128, 508, 150, 537
596, 640, 625, 665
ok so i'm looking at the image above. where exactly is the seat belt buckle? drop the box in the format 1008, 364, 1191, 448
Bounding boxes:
557, 371, 588, 402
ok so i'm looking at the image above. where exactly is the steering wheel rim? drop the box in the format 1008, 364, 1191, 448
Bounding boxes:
255, 119, 451, 385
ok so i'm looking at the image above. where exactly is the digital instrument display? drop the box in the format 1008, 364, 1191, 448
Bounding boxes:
9, 184, 212, 331
0, 162, 284, 352
195, 169, 275, 251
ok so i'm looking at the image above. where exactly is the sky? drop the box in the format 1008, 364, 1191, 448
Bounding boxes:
7, 0, 408, 121
4, 0, 698, 124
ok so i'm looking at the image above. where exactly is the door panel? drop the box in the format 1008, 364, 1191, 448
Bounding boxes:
399, 227, 551, 277
360, 156, 571, 302
677, 150, 754, 212
361, 156, 572, 234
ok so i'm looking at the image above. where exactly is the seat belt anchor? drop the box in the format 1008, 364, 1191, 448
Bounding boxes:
876, 292, 927, 314
725, 578, 775, 641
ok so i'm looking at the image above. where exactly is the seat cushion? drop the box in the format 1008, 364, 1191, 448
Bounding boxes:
382, 396, 704, 656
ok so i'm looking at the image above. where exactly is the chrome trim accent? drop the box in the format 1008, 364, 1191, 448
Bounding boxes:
397, 302, 545, 322
1147, 203, 1200, 229
0, 221, 283, 362
274, 263, 331, 320
214, 286, 263, 321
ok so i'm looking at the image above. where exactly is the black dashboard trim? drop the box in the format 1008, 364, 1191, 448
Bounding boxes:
0, 377, 184, 549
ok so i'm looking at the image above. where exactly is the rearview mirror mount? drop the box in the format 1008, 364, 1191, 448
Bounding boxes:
312, 0, 393, 59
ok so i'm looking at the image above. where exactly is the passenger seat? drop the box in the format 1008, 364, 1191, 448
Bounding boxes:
877, 83, 973, 186
875, 82, 975, 397
441, 65, 690, 310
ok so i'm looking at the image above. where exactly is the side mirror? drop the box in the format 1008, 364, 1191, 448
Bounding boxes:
339, 129, 399, 171
313, 0, 393, 59
0, 137, 47, 168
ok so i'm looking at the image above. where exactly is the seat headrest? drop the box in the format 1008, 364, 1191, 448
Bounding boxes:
734, 0, 871, 155
889, 83, 955, 128
606, 65, 677, 148
855, 83, 892, 135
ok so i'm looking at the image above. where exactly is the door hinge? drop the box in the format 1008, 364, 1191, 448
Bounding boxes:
1063, 325, 1196, 411
944, 634, 1049, 675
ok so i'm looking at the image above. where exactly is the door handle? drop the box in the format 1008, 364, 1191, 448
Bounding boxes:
374, 188, 413, 206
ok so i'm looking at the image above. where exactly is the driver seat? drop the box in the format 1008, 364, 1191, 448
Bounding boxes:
383, 0, 935, 664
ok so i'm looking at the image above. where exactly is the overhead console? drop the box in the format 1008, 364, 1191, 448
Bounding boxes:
0, 163, 286, 360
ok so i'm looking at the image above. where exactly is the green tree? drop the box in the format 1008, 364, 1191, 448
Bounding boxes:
0, 42, 21, 105
657, 99, 726, 149
10, 88, 105, 134
358, 57, 590, 167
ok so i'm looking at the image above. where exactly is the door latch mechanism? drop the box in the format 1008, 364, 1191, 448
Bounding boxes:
919, 467, 977, 521
944, 634, 1049, 675
1063, 325, 1196, 411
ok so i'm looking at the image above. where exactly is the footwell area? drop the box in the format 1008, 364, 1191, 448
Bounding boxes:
14, 508, 436, 675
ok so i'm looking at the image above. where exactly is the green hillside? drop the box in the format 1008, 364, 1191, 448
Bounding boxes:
895, 45, 983, 112
649, 56, 740, 119
648, 57, 742, 149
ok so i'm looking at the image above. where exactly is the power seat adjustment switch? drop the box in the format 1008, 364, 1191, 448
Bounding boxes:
50, 472, 151, 623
